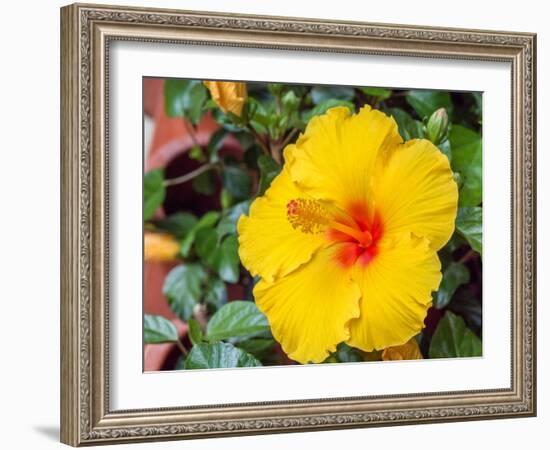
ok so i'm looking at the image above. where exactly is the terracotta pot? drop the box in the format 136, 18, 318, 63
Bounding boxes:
143, 78, 244, 370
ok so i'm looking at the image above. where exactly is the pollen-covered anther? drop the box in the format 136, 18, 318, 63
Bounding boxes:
286, 198, 330, 234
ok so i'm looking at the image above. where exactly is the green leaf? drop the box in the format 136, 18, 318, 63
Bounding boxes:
222, 165, 252, 200
180, 211, 221, 257
448, 292, 482, 336
175, 356, 186, 370
143, 315, 178, 344
449, 125, 482, 206
257, 154, 281, 195
360, 87, 391, 100
218, 235, 240, 282
194, 227, 218, 265
406, 90, 453, 119
144, 169, 165, 221
184, 342, 261, 369
187, 318, 204, 346
207, 128, 229, 162
281, 90, 300, 113
206, 300, 270, 342
191, 170, 216, 195
204, 277, 228, 310
164, 79, 208, 124
213, 235, 240, 283
162, 264, 206, 320
438, 139, 452, 163
334, 343, 363, 363
433, 262, 470, 309
310, 86, 355, 104
386, 108, 425, 140
235, 338, 274, 358
156, 212, 197, 239
455, 207, 482, 255
217, 201, 250, 240
429, 311, 482, 358
302, 99, 353, 122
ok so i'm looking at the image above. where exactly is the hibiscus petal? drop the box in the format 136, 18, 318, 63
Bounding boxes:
287, 105, 402, 210
253, 244, 361, 364
237, 168, 327, 282
373, 139, 458, 250
347, 232, 441, 352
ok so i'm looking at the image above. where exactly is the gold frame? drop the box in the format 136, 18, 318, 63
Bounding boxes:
60, 3, 537, 446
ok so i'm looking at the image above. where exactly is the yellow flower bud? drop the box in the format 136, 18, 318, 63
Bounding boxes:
144, 232, 180, 262
204, 81, 247, 117
382, 339, 423, 361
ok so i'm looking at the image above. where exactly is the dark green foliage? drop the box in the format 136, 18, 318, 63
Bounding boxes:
144, 80, 483, 369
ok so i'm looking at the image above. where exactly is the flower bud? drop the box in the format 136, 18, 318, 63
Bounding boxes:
382, 338, 423, 361
144, 232, 180, 262
426, 107, 449, 145
203, 81, 248, 117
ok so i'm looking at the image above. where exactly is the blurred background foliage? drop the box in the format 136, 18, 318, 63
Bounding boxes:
143, 79, 482, 370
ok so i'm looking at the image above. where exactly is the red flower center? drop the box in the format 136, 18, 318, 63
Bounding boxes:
286, 199, 383, 268
329, 202, 383, 268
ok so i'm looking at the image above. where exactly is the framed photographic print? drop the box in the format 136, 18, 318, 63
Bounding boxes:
60, 3, 537, 446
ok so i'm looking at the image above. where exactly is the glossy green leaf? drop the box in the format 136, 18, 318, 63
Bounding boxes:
406, 90, 453, 119
184, 342, 261, 369
206, 300, 269, 342
449, 125, 482, 206
180, 211, 221, 257
433, 262, 470, 309
216, 201, 250, 240
213, 235, 240, 283
360, 87, 391, 100
204, 277, 228, 310
187, 318, 204, 346
164, 79, 208, 124
194, 227, 218, 265
191, 170, 216, 195
207, 128, 228, 162
429, 312, 482, 358
257, 154, 281, 195
455, 206, 482, 255
144, 169, 165, 221
162, 264, 206, 320
438, 139, 452, 163
156, 212, 197, 239
448, 292, 482, 336
143, 314, 178, 344
387, 108, 425, 141
175, 356, 186, 370
334, 343, 363, 363
235, 338, 274, 358
222, 165, 252, 200
302, 99, 353, 122
310, 86, 355, 104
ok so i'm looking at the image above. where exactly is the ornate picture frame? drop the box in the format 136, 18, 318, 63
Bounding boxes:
60, 3, 536, 446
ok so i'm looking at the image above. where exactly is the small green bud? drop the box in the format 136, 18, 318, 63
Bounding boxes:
220, 188, 234, 209
426, 108, 449, 145
189, 145, 205, 162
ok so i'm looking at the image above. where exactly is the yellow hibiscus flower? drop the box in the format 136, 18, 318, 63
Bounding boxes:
237, 106, 458, 364
204, 81, 248, 117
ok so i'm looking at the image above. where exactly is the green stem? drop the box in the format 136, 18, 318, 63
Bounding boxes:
175, 339, 188, 356
163, 163, 216, 187
183, 118, 201, 150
